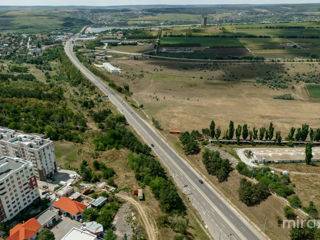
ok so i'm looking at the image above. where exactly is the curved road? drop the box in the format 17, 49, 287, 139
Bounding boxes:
65, 38, 266, 240
116, 193, 158, 240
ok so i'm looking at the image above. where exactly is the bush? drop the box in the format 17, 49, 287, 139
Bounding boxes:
284, 206, 297, 219
179, 131, 200, 155
239, 178, 270, 206
202, 149, 233, 182
236, 162, 252, 177
273, 94, 294, 100
288, 195, 301, 208
303, 201, 318, 218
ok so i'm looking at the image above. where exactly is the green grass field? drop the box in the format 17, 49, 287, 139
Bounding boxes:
307, 84, 320, 98
158, 21, 320, 58
0, 10, 91, 33
160, 37, 243, 48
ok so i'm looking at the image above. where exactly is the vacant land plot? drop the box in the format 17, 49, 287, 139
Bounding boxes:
237, 147, 320, 166
307, 84, 320, 98
54, 141, 80, 168
109, 57, 320, 135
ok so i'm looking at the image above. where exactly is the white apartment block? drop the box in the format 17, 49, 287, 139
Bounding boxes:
0, 128, 57, 181
0, 156, 40, 222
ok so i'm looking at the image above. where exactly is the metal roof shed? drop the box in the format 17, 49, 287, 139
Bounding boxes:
91, 196, 107, 208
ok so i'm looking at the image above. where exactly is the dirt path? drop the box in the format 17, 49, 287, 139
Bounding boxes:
116, 192, 158, 240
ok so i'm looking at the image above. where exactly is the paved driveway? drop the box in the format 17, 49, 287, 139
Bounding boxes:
51, 216, 82, 239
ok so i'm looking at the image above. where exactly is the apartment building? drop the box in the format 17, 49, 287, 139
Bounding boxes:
0, 156, 40, 222
0, 128, 57, 180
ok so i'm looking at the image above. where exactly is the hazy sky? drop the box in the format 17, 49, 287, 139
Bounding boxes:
1, 0, 320, 6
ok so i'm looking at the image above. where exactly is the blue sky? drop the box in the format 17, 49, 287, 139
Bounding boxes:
1, 0, 320, 6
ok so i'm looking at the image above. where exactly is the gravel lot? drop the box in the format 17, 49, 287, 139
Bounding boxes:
51, 216, 83, 239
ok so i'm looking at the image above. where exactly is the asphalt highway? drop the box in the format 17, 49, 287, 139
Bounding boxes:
65, 39, 266, 240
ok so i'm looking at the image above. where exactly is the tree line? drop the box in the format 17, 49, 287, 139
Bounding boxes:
202, 120, 320, 144
93, 112, 186, 215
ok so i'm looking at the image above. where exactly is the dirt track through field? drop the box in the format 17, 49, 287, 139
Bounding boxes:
116, 192, 158, 240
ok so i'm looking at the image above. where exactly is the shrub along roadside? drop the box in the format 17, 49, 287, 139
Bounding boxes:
202, 148, 233, 182
93, 112, 186, 215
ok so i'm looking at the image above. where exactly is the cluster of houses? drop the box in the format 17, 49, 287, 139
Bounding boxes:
0, 128, 111, 240
0, 33, 52, 58
7, 196, 106, 240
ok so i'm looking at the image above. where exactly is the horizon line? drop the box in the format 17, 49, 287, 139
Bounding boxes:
1, 3, 320, 7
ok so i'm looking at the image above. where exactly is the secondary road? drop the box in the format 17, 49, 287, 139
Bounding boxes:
65, 38, 266, 240
106, 48, 319, 63
116, 192, 158, 240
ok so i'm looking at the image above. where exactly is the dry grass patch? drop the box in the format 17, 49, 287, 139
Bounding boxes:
290, 174, 320, 211
108, 58, 320, 137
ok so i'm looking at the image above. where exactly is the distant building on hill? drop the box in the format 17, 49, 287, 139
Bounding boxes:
201, 15, 208, 27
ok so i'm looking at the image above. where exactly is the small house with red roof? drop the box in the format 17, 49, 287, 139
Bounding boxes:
52, 197, 87, 221
7, 218, 41, 240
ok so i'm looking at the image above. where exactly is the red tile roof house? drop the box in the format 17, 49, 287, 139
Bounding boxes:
7, 218, 42, 240
52, 197, 87, 221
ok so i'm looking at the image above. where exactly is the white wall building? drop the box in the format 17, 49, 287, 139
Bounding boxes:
0, 128, 57, 180
62, 227, 97, 240
102, 62, 121, 74
0, 156, 40, 222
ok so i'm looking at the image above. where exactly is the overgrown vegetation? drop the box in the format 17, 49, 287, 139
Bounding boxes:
0, 47, 96, 143
236, 162, 294, 199
273, 94, 295, 100
202, 149, 233, 182
179, 131, 201, 155
93, 112, 186, 214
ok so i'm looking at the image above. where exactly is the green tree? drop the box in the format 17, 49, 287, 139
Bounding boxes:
305, 143, 313, 165
83, 208, 99, 221
209, 120, 215, 139
236, 125, 242, 144
275, 131, 282, 145
288, 195, 301, 208
93, 160, 100, 170
284, 206, 297, 219
315, 128, 320, 141
290, 225, 317, 240
303, 201, 318, 218
301, 123, 309, 141
242, 124, 248, 140
287, 127, 295, 141
295, 128, 302, 141
38, 229, 55, 240
309, 128, 315, 141
215, 127, 221, 140
202, 128, 210, 137
267, 122, 274, 140
253, 127, 258, 140
228, 121, 234, 140
104, 229, 117, 240
259, 127, 266, 140
249, 130, 253, 141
